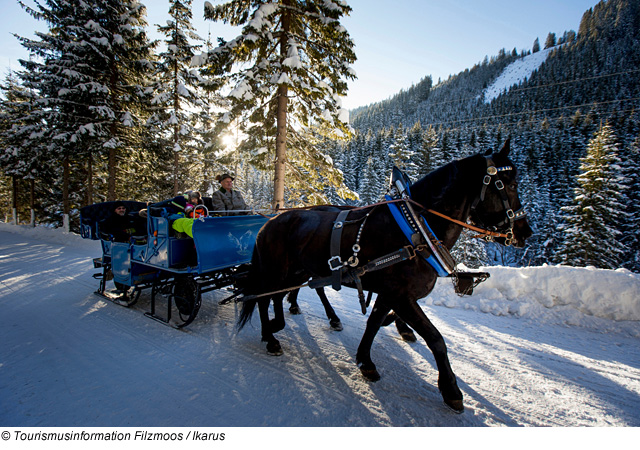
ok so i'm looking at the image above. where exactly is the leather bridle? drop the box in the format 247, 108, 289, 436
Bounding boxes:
466, 156, 527, 246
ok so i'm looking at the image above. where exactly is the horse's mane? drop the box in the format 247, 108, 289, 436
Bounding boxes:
410, 153, 483, 209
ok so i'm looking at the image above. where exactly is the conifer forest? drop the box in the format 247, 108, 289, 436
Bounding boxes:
1, 0, 639, 272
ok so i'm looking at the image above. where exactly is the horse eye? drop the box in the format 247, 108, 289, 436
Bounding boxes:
510, 182, 518, 190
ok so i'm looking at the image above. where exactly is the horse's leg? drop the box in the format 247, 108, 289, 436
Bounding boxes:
270, 293, 286, 334
316, 288, 343, 331
355, 298, 392, 381
287, 289, 301, 315
393, 300, 464, 413
257, 297, 283, 356
381, 311, 417, 342
394, 317, 417, 342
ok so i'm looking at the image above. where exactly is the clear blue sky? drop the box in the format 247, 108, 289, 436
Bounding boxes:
1, 0, 600, 110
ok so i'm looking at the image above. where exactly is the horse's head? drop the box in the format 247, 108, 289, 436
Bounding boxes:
469, 139, 532, 248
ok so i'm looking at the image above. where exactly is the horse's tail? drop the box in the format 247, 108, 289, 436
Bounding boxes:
237, 297, 257, 331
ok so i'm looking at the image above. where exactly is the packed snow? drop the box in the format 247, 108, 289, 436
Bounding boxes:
483, 47, 555, 103
1, 222, 639, 440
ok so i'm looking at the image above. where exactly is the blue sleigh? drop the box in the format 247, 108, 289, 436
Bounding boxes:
80, 201, 270, 328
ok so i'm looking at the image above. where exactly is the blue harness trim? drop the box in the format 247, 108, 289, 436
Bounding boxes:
385, 195, 450, 277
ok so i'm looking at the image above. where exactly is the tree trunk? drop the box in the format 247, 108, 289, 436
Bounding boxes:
173, 56, 180, 196
274, 84, 288, 210
274, 5, 291, 210
108, 55, 119, 202
173, 129, 179, 196
108, 130, 117, 202
30, 178, 35, 227
86, 151, 93, 206
62, 153, 70, 232
12, 175, 18, 225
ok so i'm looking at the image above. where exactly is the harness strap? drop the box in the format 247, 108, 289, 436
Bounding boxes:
310, 244, 424, 314
329, 210, 350, 291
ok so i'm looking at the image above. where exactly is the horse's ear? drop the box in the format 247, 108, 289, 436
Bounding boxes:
484, 148, 492, 156
497, 138, 511, 158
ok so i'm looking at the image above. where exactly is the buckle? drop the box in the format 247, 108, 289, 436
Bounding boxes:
328, 256, 343, 271
495, 180, 504, 190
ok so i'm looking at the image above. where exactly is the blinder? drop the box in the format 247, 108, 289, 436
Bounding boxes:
471, 156, 526, 246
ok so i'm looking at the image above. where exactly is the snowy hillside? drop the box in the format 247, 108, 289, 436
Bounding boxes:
483, 47, 555, 103
1, 222, 639, 435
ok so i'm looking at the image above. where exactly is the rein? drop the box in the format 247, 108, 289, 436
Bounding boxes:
424, 207, 511, 240
269, 198, 515, 242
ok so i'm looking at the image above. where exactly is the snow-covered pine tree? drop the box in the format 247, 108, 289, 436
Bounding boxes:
450, 229, 489, 269
619, 135, 640, 271
148, 0, 206, 196
0, 71, 44, 225
200, 0, 356, 208
388, 124, 418, 180
555, 124, 628, 269
194, 31, 230, 197
14, 0, 155, 213
359, 154, 387, 205
417, 125, 439, 176
283, 123, 357, 205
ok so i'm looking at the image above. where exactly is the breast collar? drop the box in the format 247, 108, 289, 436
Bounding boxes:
385, 167, 455, 277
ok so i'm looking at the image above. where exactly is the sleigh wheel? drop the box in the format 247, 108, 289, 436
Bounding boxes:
173, 276, 202, 328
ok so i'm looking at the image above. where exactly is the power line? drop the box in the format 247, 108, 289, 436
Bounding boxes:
425, 97, 640, 129
441, 106, 640, 134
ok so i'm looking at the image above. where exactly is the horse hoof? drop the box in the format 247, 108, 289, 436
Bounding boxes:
289, 305, 301, 315
359, 366, 381, 382
266, 342, 283, 356
400, 330, 417, 342
443, 398, 464, 414
330, 320, 343, 331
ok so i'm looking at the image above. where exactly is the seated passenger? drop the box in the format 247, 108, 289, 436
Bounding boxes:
184, 190, 208, 218
171, 217, 195, 238
99, 201, 143, 242
184, 190, 203, 206
211, 173, 250, 215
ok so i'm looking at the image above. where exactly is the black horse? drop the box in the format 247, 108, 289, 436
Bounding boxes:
238, 140, 531, 412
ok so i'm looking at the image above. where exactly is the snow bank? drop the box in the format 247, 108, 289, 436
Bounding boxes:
426, 264, 640, 336
479, 265, 640, 321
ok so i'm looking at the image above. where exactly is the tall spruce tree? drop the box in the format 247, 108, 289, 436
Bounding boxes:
619, 135, 640, 271
389, 124, 418, 180
555, 124, 628, 269
15, 0, 155, 215
200, 0, 356, 208
0, 71, 46, 225
148, 0, 205, 196
417, 125, 439, 175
